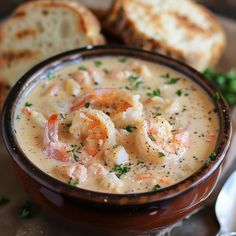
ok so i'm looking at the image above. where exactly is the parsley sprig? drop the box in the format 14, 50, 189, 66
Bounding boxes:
113, 164, 131, 178
127, 75, 143, 90
19, 201, 33, 219
124, 125, 137, 133
161, 73, 180, 84
152, 184, 161, 191
68, 145, 80, 161
147, 89, 161, 98
204, 68, 236, 106
206, 152, 217, 164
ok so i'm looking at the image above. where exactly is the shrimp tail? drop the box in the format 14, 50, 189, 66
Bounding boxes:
43, 114, 71, 162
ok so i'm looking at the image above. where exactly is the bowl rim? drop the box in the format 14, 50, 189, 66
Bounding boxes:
1, 45, 232, 206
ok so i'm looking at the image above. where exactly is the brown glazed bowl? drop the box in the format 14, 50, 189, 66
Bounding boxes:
1, 46, 232, 235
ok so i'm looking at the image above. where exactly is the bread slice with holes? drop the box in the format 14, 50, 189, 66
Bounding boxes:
0, 0, 105, 86
106, 0, 226, 71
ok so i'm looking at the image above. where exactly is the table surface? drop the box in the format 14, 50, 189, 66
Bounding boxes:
0, 2, 236, 236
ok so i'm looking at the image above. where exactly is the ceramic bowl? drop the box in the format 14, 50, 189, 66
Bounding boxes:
2, 46, 232, 234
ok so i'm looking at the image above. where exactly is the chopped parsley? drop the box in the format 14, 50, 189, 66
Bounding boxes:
148, 134, 156, 142
16, 115, 21, 120
213, 92, 220, 100
68, 178, 79, 187
206, 152, 217, 164
25, 102, 32, 107
124, 125, 137, 133
158, 152, 165, 157
118, 58, 128, 63
113, 164, 131, 178
103, 69, 109, 75
176, 89, 183, 96
68, 145, 80, 161
133, 81, 143, 90
46, 71, 54, 80
0, 196, 10, 206
147, 89, 161, 98
152, 184, 161, 191
94, 60, 102, 67
19, 201, 33, 219
165, 78, 180, 85
127, 75, 143, 90
128, 75, 139, 82
78, 65, 87, 71
84, 102, 90, 108
161, 73, 180, 84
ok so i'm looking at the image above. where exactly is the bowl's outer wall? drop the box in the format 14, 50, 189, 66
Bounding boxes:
14, 161, 220, 234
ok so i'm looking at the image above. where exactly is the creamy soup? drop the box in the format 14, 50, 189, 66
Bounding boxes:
15, 57, 219, 194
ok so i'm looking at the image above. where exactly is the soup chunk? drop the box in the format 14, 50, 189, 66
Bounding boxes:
15, 57, 219, 194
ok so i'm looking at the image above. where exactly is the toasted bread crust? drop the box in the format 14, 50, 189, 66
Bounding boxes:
106, 0, 226, 71
0, 0, 105, 86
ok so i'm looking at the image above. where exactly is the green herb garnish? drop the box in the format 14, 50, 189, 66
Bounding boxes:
25, 102, 32, 107
0, 196, 10, 206
113, 164, 131, 178
78, 65, 87, 71
147, 89, 161, 98
213, 91, 220, 100
158, 152, 165, 157
161, 73, 180, 84
16, 115, 21, 120
152, 184, 161, 191
94, 60, 102, 67
46, 71, 54, 80
68, 145, 80, 161
176, 89, 183, 96
128, 75, 143, 90
206, 152, 217, 164
19, 201, 33, 219
128, 75, 139, 82
203, 68, 236, 106
133, 81, 143, 90
84, 102, 90, 108
165, 78, 180, 85
124, 125, 137, 133
103, 69, 109, 75
118, 58, 128, 63
148, 134, 156, 142
68, 178, 79, 187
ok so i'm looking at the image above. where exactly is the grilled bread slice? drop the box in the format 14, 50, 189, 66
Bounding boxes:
0, 0, 105, 86
106, 0, 226, 71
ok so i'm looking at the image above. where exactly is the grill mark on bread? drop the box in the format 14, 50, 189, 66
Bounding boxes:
15, 28, 37, 39
1, 50, 35, 64
172, 13, 206, 35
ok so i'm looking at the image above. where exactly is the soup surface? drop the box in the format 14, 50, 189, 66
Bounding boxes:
15, 57, 219, 194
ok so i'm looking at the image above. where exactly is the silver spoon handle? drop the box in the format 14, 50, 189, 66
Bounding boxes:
217, 232, 236, 236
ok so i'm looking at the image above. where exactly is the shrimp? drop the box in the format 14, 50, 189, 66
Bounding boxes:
69, 108, 116, 157
88, 163, 108, 178
43, 114, 71, 162
54, 163, 87, 183
70, 70, 101, 92
71, 88, 143, 127
135, 116, 188, 164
